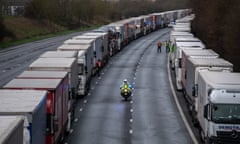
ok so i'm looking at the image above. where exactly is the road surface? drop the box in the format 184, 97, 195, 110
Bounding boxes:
63, 29, 193, 144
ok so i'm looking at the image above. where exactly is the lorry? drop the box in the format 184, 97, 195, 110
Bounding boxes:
185, 58, 233, 123
4, 78, 68, 144
0, 116, 24, 144
0, 90, 47, 144
28, 57, 78, 97
196, 71, 240, 144
72, 35, 104, 67
40, 51, 78, 59
181, 49, 219, 93
16, 70, 74, 132
58, 45, 92, 96
63, 39, 97, 75
82, 32, 109, 65
174, 41, 206, 90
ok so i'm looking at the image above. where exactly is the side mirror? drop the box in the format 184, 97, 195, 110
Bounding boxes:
178, 58, 182, 68
192, 84, 198, 97
204, 104, 209, 120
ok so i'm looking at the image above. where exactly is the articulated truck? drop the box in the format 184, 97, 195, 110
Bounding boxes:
195, 71, 240, 144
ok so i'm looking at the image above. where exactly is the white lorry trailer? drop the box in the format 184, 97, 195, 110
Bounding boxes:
73, 35, 103, 67
174, 41, 206, 90
40, 51, 78, 59
58, 45, 93, 96
196, 71, 240, 144
0, 116, 24, 144
181, 49, 219, 93
0, 90, 47, 144
82, 32, 109, 65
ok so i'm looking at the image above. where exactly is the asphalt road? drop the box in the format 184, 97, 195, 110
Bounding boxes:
0, 32, 83, 87
63, 28, 193, 144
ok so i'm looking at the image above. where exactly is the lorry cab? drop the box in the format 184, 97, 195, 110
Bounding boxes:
197, 72, 240, 143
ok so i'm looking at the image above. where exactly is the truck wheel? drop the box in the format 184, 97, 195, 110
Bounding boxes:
199, 128, 205, 143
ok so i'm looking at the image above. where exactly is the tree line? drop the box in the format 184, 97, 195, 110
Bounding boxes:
189, 0, 240, 71
24, 0, 187, 28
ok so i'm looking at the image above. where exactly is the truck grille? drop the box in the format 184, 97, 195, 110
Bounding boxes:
217, 131, 240, 142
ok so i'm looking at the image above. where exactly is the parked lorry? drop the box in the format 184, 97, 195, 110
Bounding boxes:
181, 49, 219, 89
0, 90, 47, 144
72, 35, 103, 67
63, 39, 97, 75
16, 70, 73, 132
28, 57, 78, 97
0, 116, 24, 144
186, 58, 233, 122
40, 51, 78, 59
196, 71, 240, 144
174, 41, 206, 90
82, 32, 109, 65
4, 78, 68, 144
58, 45, 93, 96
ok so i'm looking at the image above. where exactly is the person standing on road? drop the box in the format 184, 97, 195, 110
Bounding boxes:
164, 40, 169, 53
157, 41, 162, 53
97, 59, 102, 77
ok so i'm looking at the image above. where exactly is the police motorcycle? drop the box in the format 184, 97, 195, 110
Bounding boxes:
120, 79, 133, 101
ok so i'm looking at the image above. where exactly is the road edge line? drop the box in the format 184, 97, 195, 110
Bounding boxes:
167, 54, 198, 144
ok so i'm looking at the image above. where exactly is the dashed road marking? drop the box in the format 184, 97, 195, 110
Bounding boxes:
70, 129, 74, 133
74, 118, 78, 122
96, 82, 98, 84
130, 100, 133, 104
88, 93, 91, 96
79, 108, 83, 112
129, 129, 133, 134
129, 119, 133, 123
130, 109, 133, 113
84, 100, 88, 104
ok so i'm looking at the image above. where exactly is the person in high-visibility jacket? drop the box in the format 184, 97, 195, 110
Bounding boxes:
170, 43, 176, 53
120, 79, 132, 96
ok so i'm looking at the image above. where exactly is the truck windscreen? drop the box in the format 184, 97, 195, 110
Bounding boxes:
211, 104, 240, 124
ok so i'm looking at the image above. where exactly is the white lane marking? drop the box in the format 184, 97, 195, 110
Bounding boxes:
88, 93, 91, 96
129, 129, 133, 134
130, 100, 133, 104
84, 100, 88, 104
133, 82, 135, 85
91, 87, 95, 90
2, 70, 6, 73
70, 129, 74, 133
98, 77, 102, 79
133, 77, 136, 80
96, 82, 98, 84
129, 119, 133, 123
130, 109, 133, 113
74, 118, 78, 122
79, 108, 83, 112
101, 72, 104, 75
167, 55, 198, 144
64, 142, 68, 144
